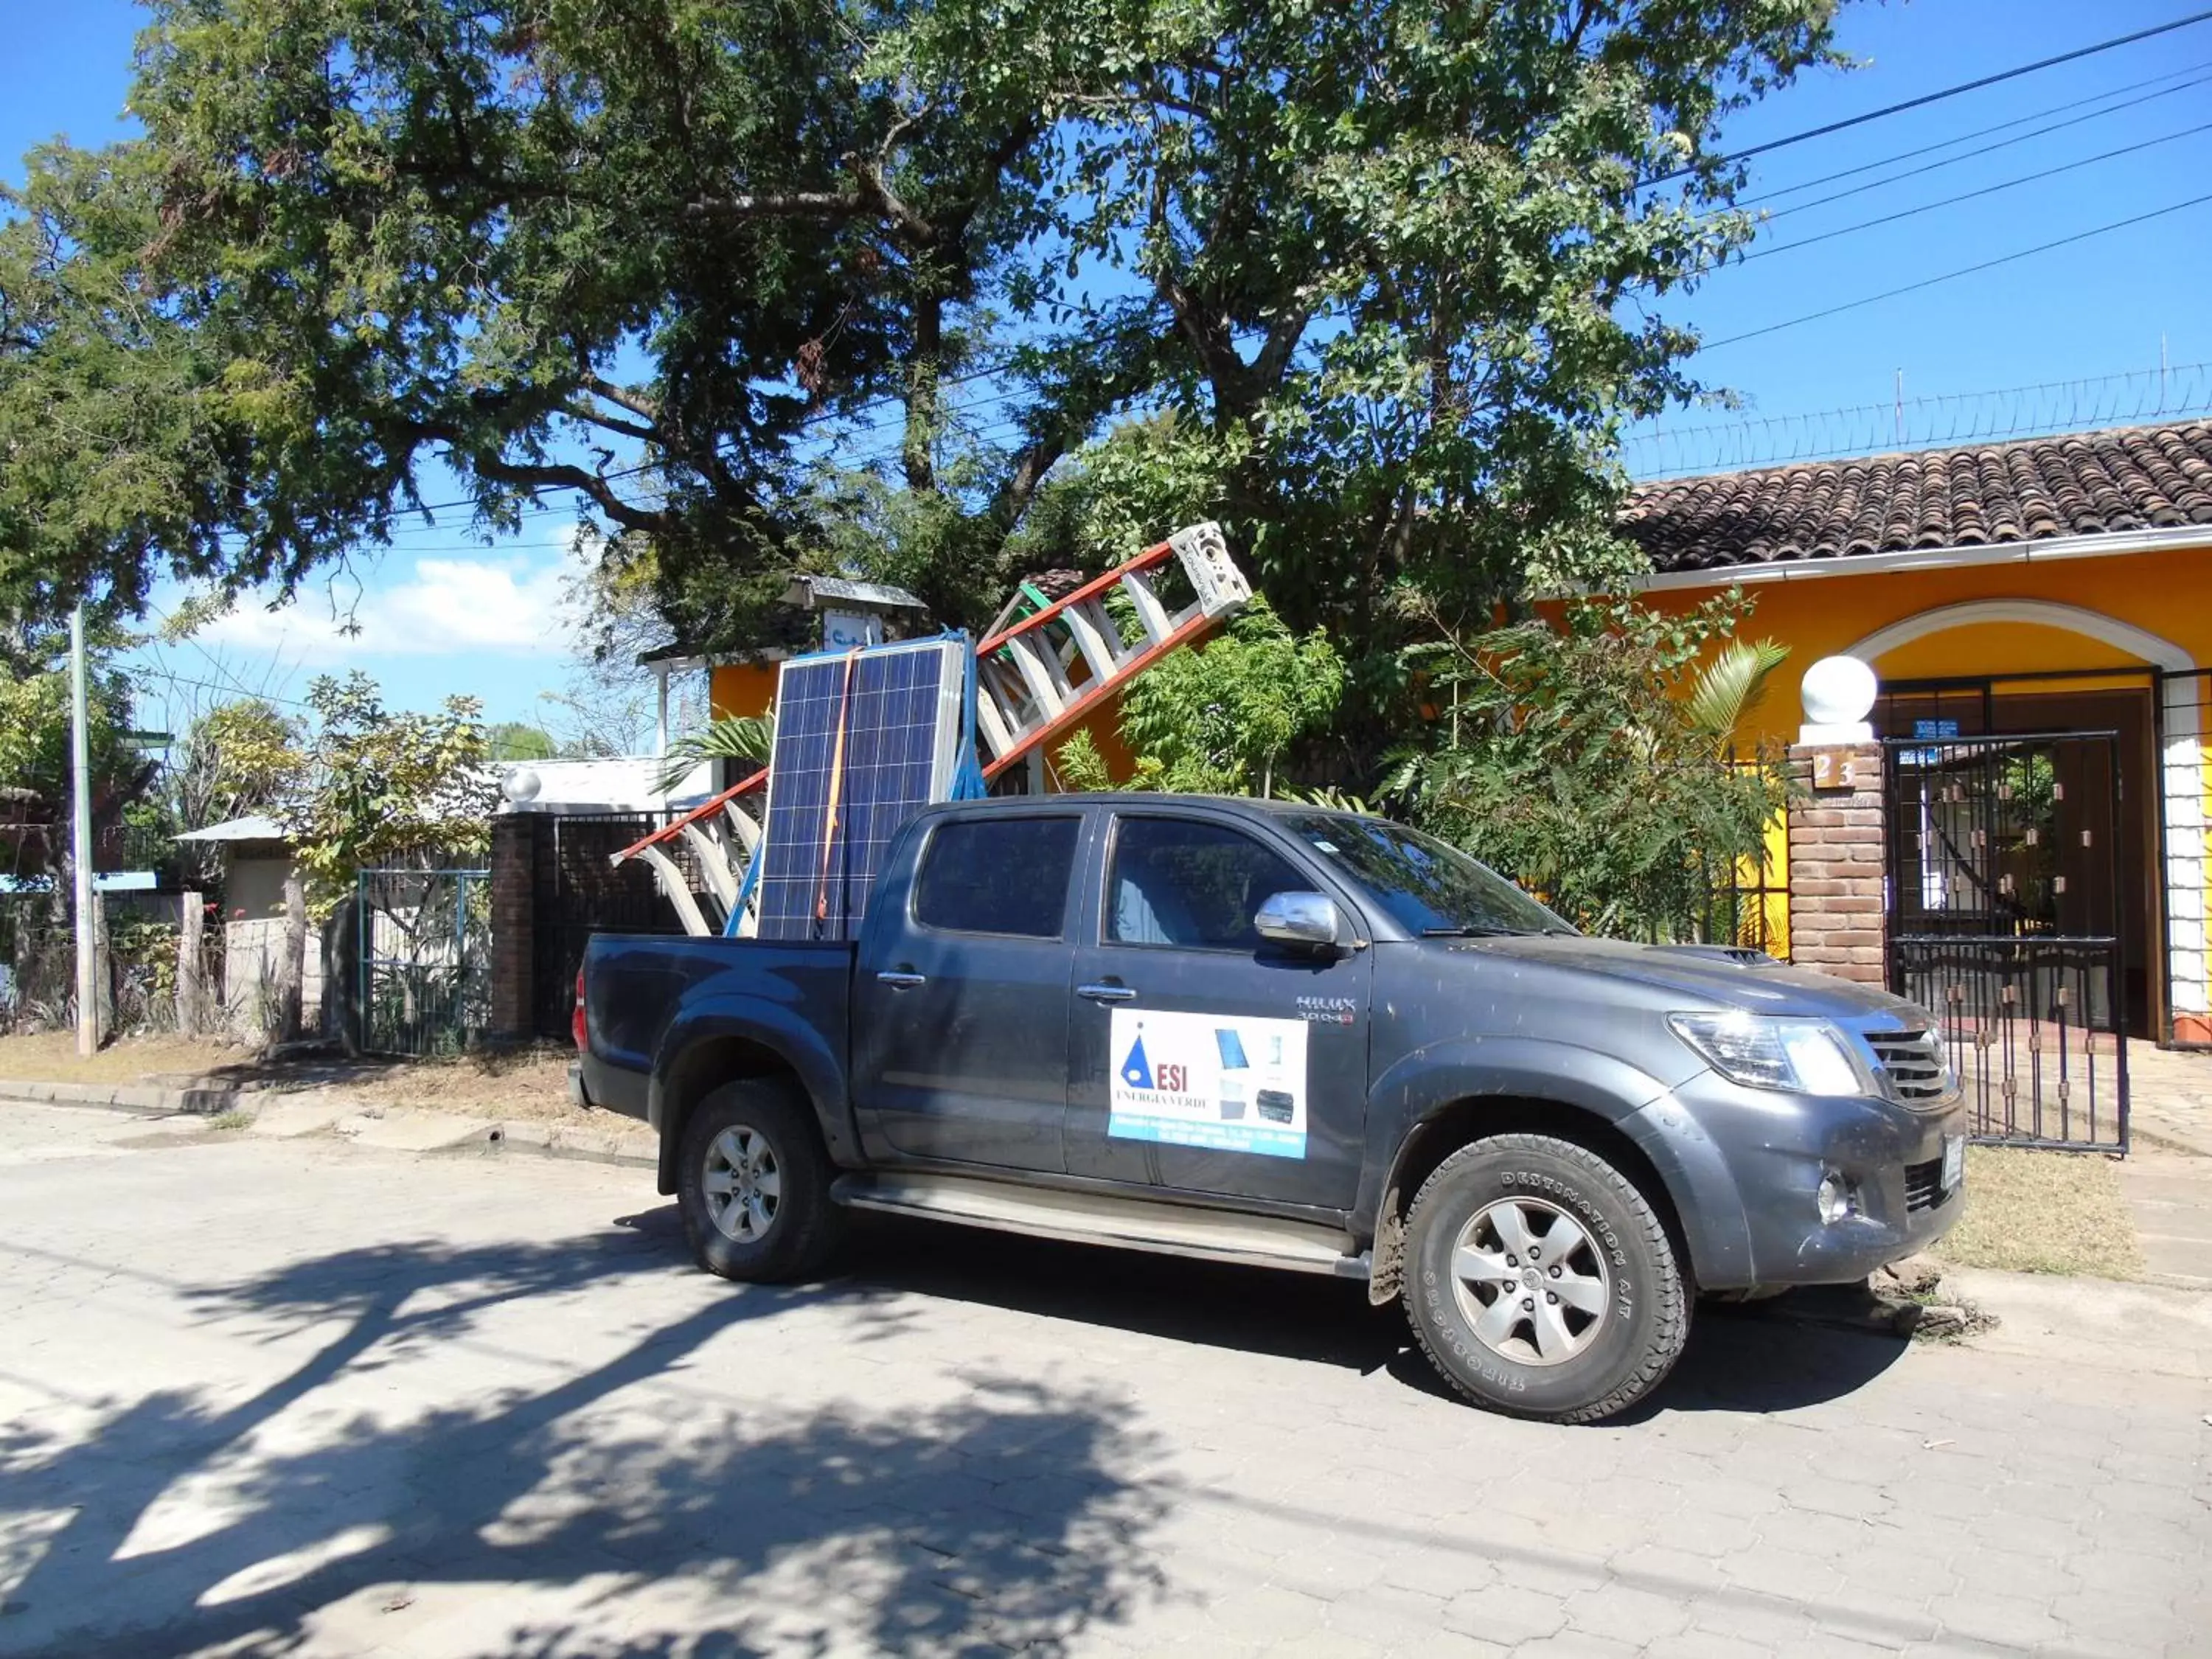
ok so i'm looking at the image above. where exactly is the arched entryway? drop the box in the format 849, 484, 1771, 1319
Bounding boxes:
1843, 599, 2203, 1058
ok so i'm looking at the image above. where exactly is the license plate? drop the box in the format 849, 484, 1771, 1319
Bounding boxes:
1941, 1134, 1965, 1194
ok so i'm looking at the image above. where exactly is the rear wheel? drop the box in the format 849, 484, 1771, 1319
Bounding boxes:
678, 1079, 842, 1282
1403, 1133, 1687, 1423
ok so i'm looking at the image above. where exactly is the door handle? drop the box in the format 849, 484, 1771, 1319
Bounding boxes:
876, 970, 928, 990
1077, 982, 1137, 1004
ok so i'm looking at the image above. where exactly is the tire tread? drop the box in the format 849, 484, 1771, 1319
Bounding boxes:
1405, 1131, 1688, 1425
678, 1078, 842, 1282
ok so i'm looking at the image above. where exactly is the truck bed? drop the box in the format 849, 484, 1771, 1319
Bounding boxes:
579, 934, 856, 1121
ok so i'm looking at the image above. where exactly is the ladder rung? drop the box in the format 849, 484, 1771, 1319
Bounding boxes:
975, 683, 1017, 758
1007, 633, 1068, 720
984, 658, 1034, 727
1062, 600, 1124, 684
1121, 571, 1174, 647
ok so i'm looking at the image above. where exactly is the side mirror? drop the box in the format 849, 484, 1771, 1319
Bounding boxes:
1254, 891, 1344, 953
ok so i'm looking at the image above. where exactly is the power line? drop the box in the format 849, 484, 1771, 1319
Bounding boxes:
1643, 8, 2212, 187
1699, 189, 2212, 350
1740, 117, 2212, 261
1750, 67, 2212, 217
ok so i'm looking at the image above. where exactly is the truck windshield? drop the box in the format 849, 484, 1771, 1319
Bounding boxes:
1281, 813, 1573, 939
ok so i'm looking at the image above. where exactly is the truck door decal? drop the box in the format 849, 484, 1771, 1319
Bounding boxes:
1108, 1008, 1310, 1159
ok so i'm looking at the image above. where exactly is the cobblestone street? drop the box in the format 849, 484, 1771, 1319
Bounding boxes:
1, 1102, 2207, 1658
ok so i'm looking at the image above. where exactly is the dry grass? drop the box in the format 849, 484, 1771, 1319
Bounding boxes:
0, 1029, 590, 1128
339, 1048, 582, 1122
0, 1032, 251, 1084
1934, 1144, 2145, 1280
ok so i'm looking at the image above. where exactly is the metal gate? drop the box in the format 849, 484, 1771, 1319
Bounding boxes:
528, 815, 697, 1040
358, 868, 492, 1056
1882, 732, 2129, 1152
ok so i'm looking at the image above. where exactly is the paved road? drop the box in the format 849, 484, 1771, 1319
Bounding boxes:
1, 1103, 2206, 1659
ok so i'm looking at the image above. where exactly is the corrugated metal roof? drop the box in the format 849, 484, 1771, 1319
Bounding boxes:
795, 574, 927, 609
175, 814, 288, 843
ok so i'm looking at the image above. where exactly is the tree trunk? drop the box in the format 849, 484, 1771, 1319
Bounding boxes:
177, 892, 205, 1036
275, 873, 307, 1045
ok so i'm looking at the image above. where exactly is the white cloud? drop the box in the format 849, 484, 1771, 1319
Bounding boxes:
200, 546, 575, 660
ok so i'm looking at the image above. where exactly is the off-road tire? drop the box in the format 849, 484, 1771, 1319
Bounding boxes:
678, 1079, 843, 1282
1403, 1133, 1688, 1424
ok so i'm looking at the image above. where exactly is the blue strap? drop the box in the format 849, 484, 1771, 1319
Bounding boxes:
948, 630, 988, 800
722, 841, 764, 936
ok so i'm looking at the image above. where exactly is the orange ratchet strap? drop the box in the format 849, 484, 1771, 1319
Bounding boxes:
813, 648, 863, 931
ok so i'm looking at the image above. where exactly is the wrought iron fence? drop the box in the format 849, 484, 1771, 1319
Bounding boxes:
528, 813, 701, 1040
2156, 668, 2211, 1050
1883, 731, 2128, 1152
358, 869, 493, 1056
1890, 936, 2127, 1150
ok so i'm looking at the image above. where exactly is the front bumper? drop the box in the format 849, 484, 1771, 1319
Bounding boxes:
1668, 1071, 1968, 1288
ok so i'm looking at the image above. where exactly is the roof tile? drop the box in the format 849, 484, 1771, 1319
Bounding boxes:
1621, 418, 2212, 572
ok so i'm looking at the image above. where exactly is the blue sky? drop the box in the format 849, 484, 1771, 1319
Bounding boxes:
5, 0, 2209, 733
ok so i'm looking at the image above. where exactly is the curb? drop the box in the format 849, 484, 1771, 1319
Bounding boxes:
0, 1079, 241, 1116
1, 1083, 657, 1171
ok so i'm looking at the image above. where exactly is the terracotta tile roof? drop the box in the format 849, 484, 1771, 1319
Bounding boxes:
1620, 419, 2212, 574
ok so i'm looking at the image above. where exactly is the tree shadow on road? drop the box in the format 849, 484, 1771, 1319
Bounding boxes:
810, 1208, 1909, 1421
0, 1222, 1166, 1658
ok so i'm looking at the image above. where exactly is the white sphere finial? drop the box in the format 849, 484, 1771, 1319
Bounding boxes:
1798, 655, 1877, 745
503, 766, 543, 806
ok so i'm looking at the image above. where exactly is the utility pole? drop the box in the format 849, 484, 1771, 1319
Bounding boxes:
69, 605, 99, 1057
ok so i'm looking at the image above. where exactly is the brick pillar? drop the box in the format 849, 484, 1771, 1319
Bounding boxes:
488, 813, 538, 1040
1787, 742, 1886, 985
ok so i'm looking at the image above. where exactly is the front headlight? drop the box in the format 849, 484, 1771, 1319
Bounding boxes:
1667, 1012, 1873, 1097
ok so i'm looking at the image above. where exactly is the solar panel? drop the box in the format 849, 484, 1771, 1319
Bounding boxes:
753, 636, 968, 941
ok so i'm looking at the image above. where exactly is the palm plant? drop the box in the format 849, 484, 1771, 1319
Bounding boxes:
654, 711, 775, 793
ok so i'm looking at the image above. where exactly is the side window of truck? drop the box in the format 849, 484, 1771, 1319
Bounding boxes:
1107, 818, 1306, 951
914, 816, 1081, 939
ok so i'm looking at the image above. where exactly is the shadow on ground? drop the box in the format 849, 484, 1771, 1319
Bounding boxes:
830, 1208, 1908, 1417
0, 1220, 1165, 1658
1, 1203, 1911, 1656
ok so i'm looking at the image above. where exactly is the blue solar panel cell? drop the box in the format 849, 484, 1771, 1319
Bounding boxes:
754, 637, 966, 941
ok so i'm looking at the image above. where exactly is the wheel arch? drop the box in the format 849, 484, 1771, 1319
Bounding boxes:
1368, 1097, 1693, 1304
1357, 1039, 1751, 1301
651, 1015, 844, 1194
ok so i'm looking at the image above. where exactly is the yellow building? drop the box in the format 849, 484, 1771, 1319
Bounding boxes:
1622, 418, 2211, 1050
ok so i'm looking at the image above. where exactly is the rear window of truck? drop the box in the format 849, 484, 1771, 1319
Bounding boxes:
914, 816, 1081, 938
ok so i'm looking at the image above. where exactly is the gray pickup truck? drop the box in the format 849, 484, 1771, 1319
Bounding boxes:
576, 794, 1965, 1422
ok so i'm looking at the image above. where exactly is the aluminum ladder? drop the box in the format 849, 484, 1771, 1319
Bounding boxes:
611, 521, 1251, 936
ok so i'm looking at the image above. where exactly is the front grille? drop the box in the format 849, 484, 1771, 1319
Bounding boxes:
1867, 1027, 1953, 1106
1902, 1157, 1947, 1212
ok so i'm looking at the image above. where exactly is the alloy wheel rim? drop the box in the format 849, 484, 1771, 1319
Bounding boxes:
703, 1124, 781, 1244
1448, 1196, 1611, 1368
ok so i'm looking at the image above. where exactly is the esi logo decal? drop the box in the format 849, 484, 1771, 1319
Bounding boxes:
1107, 1008, 1308, 1160
1119, 1028, 1189, 1093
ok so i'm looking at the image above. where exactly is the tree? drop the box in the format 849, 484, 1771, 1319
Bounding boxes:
7, 0, 1840, 692
163, 698, 306, 889
1382, 593, 1795, 942
229, 674, 501, 919
1059, 599, 1344, 796
486, 723, 558, 763
0, 620, 153, 891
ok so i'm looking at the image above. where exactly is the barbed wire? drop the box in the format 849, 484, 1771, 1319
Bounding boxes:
1627, 360, 2212, 479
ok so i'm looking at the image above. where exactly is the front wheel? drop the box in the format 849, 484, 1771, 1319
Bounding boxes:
1403, 1133, 1688, 1424
677, 1079, 843, 1282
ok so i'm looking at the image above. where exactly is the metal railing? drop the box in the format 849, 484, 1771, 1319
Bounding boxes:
358, 868, 493, 1057
1889, 936, 2128, 1151
1883, 731, 2129, 1152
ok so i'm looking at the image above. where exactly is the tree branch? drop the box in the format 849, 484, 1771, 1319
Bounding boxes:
562, 398, 660, 445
